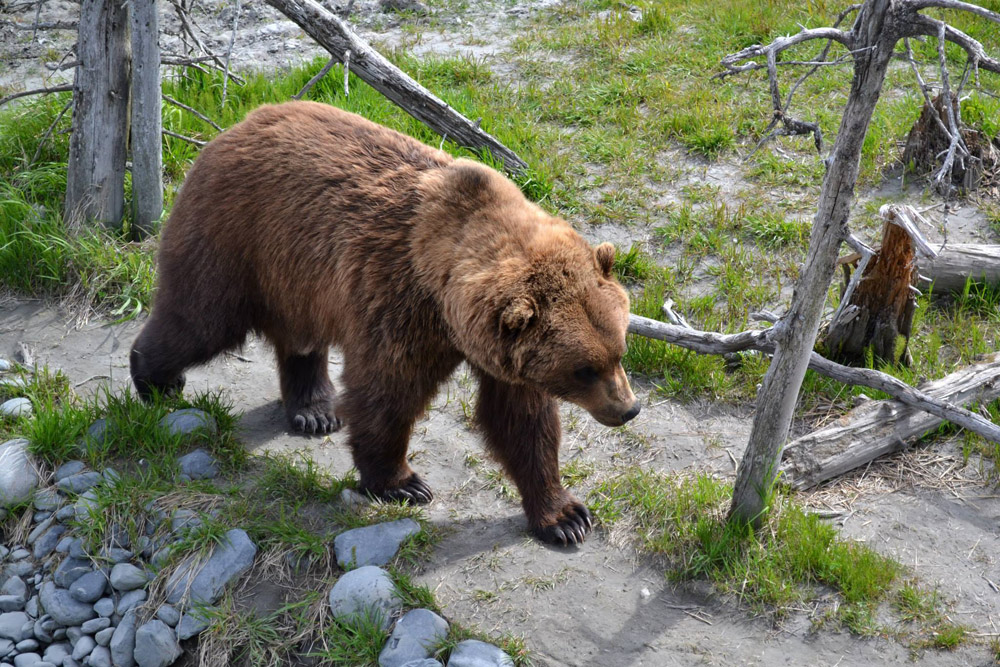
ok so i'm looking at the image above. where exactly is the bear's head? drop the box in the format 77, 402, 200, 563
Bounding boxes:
449, 231, 640, 427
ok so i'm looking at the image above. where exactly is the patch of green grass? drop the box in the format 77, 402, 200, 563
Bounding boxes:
612, 243, 657, 283
312, 612, 391, 666
590, 470, 899, 616
255, 451, 352, 505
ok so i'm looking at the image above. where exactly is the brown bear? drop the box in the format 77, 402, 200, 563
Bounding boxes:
130, 101, 639, 545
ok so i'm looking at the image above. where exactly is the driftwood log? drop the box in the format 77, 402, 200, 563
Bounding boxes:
781, 354, 1000, 489
129, 0, 164, 238
627, 314, 1000, 446
264, 0, 527, 174
920, 244, 1000, 293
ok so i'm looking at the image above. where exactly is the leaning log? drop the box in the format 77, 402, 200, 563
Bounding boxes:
264, 0, 528, 174
919, 244, 1000, 293
781, 354, 1000, 490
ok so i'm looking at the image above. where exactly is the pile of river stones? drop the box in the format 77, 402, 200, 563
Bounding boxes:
0, 362, 515, 666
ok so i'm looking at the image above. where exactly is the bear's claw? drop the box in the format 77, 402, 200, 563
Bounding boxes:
533, 503, 593, 546
363, 473, 434, 505
291, 410, 342, 435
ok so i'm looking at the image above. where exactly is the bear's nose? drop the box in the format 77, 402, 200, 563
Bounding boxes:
621, 401, 641, 424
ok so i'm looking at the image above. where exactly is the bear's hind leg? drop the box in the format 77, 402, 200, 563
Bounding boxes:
474, 371, 592, 546
277, 349, 340, 435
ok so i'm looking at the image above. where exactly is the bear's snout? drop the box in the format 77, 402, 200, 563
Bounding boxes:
621, 401, 641, 424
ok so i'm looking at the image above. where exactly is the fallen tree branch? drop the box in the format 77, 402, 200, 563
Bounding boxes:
627, 313, 1000, 445
264, 0, 528, 174
162, 94, 223, 131
162, 129, 206, 146
0, 85, 73, 108
919, 244, 1000, 292
293, 57, 336, 100
781, 354, 1000, 489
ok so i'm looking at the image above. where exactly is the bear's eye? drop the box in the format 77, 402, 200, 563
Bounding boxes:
574, 366, 599, 384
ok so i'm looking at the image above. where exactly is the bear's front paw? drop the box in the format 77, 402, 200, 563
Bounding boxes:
532, 501, 593, 546
289, 405, 342, 435
362, 473, 433, 505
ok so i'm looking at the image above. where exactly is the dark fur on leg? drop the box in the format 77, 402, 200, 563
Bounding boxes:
474, 370, 592, 546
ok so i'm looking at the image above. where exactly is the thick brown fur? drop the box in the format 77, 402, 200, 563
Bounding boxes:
131, 101, 639, 545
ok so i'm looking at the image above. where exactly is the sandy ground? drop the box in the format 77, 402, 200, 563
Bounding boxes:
2, 299, 999, 666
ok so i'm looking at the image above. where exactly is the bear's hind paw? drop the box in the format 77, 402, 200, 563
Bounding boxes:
532, 502, 593, 546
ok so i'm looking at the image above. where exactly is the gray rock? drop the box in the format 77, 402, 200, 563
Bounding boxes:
109, 564, 147, 592
133, 620, 181, 667
177, 449, 219, 480
109, 610, 135, 667
73, 491, 99, 523
379, 0, 429, 14
334, 519, 421, 569
378, 608, 449, 667
33, 525, 67, 560
340, 488, 370, 509
165, 529, 256, 606
68, 571, 107, 603
327, 566, 402, 631
1, 578, 27, 601
63, 660, 78, 667
56, 473, 103, 495
103, 548, 132, 565
26, 517, 54, 545
3, 562, 33, 580
0, 598, 24, 613
0, 440, 39, 508
154, 605, 179, 628
54, 506, 76, 523
116, 589, 146, 615
38, 582, 95, 626
71, 635, 95, 661
174, 608, 211, 640
0, 377, 25, 389
67, 539, 88, 560
41, 643, 71, 665
0, 360, 9, 372
398, 661, 442, 667
93, 599, 114, 618
23, 597, 37, 619
0, 399, 31, 419
447, 640, 514, 667
32, 616, 53, 643
101, 468, 120, 485
80, 617, 110, 635
31, 510, 50, 523
67, 624, 84, 643
54, 462, 86, 483
0, 613, 31, 642
94, 626, 114, 647
0, 639, 10, 657
8, 550, 28, 562
158, 409, 217, 439
32, 489, 60, 512
14, 639, 37, 652
83, 421, 109, 448
12, 654, 40, 667
168, 509, 202, 535
53, 558, 92, 588
88, 646, 111, 667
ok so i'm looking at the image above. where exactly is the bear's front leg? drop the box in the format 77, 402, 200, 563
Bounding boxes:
474, 372, 593, 546
277, 349, 341, 434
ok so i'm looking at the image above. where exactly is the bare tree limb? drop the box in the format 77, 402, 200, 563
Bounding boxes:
627, 314, 1000, 445
910, 14, 1000, 74
162, 94, 223, 131
162, 129, 206, 146
28, 98, 72, 166
292, 57, 336, 100
220, 0, 240, 108
911, 0, 1000, 25
0, 85, 73, 108
14, 20, 77, 30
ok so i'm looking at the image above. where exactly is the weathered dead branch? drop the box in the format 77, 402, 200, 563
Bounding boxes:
781, 354, 1000, 489
264, 0, 528, 174
919, 244, 1000, 292
0, 85, 73, 108
627, 314, 1000, 446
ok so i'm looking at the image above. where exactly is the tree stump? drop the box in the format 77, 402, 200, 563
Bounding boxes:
902, 93, 1000, 191
823, 206, 934, 366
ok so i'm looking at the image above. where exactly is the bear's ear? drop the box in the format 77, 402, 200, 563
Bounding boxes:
501, 295, 537, 333
595, 242, 616, 278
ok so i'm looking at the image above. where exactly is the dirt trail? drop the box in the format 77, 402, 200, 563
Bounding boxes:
3, 299, 997, 666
